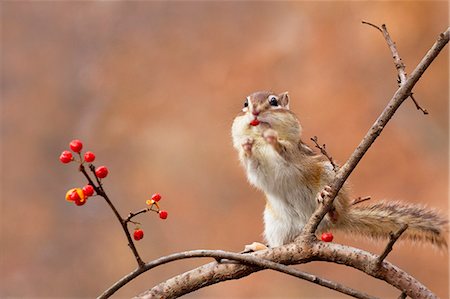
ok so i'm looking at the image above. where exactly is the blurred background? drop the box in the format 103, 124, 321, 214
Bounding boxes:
1, 2, 448, 298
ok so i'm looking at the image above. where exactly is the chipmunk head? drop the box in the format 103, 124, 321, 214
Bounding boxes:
231, 91, 301, 151
242, 91, 290, 115
242, 91, 298, 130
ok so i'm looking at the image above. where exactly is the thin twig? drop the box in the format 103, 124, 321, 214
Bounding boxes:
376, 224, 408, 267
80, 164, 145, 267
362, 21, 429, 115
126, 208, 151, 223
351, 196, 371, 206
89, 164, 104, 190
382, 23, 407, 83
99, 248, 377, 299
311, 136, 338, 171
302, 27, 449, 236
410, 93, 429, 114
361, 21, 382, 33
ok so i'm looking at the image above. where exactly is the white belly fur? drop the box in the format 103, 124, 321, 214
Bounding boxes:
245, 143, 319, 247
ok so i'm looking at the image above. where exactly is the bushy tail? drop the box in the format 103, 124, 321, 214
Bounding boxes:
340, 201, 448, 248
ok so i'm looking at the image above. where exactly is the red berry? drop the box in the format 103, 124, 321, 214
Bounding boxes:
249, 118, 260, 126
321, 232, 334, 242
159, 210, 168, 220
95, 166, 108, 178
84, 151, 95, 163
69, 189, 81, 201
74, 196, 87, 206
151, 193, 162, 202
59, 151, 73, 163
69, 139, 83, 153
133, 229, 144, 241
82, 185, 94, 197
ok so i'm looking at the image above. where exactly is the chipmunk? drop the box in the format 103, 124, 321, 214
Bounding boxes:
231, 91, 448, 249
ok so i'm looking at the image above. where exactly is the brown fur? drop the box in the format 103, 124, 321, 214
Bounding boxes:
338, 201, 448, 248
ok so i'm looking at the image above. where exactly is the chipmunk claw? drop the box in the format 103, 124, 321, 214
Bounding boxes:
316, 185, 332, 204
263, 129, 278, 145
242, 242, 268, 253
242, 138, 254, 156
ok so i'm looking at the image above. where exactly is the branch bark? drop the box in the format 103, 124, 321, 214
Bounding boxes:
134, 238, 436, 299
100, 245, 377, 299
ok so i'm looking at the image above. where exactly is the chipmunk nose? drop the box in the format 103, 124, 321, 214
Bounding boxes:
252, 110, 259, 116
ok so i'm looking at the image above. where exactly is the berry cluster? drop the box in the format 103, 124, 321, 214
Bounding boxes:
59, 139, 108, 206
60, 139, 169, 245
132, 193, 169, 241
146, 193, 169, 220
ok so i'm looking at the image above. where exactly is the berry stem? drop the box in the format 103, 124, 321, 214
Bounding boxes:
125, 208, 151, 223
89, 164, 103, 188
79, 164, 145, 268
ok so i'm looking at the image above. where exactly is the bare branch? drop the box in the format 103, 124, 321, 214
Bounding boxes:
381, 23, 407, 84
135, 239, 436, 299
80, 164, 145, 268
361, 21, 382, 33
302, 27, 449, 236
125, 208, 150, 223
376, 224, 409, 267
410, 93, 429, 114
351, 196, 371, 206
311, 136, 338, 171
362, 21, 429, 115
100, 247, 377, 299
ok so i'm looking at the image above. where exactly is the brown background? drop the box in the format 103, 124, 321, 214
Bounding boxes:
1, 2, 448, 298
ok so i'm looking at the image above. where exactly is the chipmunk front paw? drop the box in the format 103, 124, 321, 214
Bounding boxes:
243, 242, 268, 253
262, 129, 278, 145
241, 138, 254, 156
316, 185, 332, 204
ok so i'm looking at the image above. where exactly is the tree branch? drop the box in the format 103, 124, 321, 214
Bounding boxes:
311, 136, 338, 171
99, 247, 377, 299
376, 224, 408, 267
362, 21, 428, 114
134, 238, 436, 299
351, 196, 371, 206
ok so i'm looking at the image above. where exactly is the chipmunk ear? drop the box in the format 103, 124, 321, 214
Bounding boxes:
278, 91, 290, 109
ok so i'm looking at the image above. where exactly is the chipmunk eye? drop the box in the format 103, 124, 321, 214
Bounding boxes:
244, 98, 249, 108
268, 96, 278, 106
